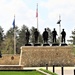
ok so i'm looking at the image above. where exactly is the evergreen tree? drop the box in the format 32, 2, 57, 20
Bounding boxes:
0, 26, 4, 44
18, 25, 28, 45
0, 26, 4, 51
17, 25, 28, 53
46, 27, 52, 44
68, 29, 75, 44
30, 27, 35, 44
39, 33, 43, 44
2, 27, 19, 54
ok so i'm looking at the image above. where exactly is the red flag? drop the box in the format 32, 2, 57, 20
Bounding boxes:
36, 3, 38, 17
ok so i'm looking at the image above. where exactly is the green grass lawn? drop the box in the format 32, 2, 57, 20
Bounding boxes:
0, 71, 44, 75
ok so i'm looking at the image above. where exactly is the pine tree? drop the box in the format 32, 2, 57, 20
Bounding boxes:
0, 26, 4, 44
68, 29, 75, 44
0, 26, 4, 52
2, 27, 19, 54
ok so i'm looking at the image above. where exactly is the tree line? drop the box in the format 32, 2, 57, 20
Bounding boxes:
0, 25, 75, 54
0, 25, 52, 54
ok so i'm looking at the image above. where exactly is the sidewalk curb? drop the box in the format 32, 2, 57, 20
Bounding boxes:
36, 69, 51, 75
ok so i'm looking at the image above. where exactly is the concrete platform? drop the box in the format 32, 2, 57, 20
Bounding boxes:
23, 67, 75, 75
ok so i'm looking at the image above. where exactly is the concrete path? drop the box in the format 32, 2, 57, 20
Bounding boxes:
36, 69, 51, 75
54, 67, 74, 75
23, 67, 75, 75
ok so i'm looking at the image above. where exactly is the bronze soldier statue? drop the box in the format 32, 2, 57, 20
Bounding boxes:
61, 29, 66, 43
43, 28, 48, 43
25, 29, 30, 44
34, 28, 39, 43
52, 28, 57, 43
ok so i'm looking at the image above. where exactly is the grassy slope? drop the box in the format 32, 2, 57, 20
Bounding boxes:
0, 71, 44, 75
39, 68, 58, 75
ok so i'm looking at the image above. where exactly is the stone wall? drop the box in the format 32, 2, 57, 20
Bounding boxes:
0, 54, 20, 65
21, 46, 75, 67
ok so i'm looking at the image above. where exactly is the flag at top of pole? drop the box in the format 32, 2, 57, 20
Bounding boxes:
12, 15, 15, 29
57, 15, 61, 46
57, 15, 61, 24
36, 3, 38, 17
57, 20, 61, 24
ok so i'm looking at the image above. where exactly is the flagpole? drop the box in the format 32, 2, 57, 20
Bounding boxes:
14, 15, 16, 54
36, 3, 38, 30
37, 13, 38, 30
59, 15, 61, 46
14, 28, 16, 54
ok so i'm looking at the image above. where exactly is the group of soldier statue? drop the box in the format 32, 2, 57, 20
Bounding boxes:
25, 28, 66, 45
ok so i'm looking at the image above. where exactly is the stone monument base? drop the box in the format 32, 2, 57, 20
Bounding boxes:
43, 44, 50, 46
61, 43, 67, 46
20, 46, 75, 67
25, 44, 32, 46
34, 44, 41, 46
52, 43, 59, 46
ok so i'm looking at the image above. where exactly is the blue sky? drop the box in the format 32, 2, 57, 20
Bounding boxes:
0, 0, 75, 43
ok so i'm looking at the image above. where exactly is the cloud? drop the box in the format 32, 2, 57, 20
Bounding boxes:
41, 0, 75, 9
0, 0, 75, 41
0, 0, 45, 34
0, 0, 34, 32
40, 0, 75, 40
40, 0, 75, 19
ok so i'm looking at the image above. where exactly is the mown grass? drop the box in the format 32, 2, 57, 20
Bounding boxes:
0, 71, 44, 75
39, 68, 58, 75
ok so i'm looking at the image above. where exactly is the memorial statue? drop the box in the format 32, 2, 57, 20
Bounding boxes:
52, 28, 57, 43
61, 29, 66, 43
34, 28, 39, 43
25, 29, 30, 44
43, 28, 48, 43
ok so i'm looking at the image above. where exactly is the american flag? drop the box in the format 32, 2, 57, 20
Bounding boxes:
36, 3, 38, 17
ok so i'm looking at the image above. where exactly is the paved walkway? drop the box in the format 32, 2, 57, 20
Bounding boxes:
23, 67, 75, 75
37, 69, 50, 75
